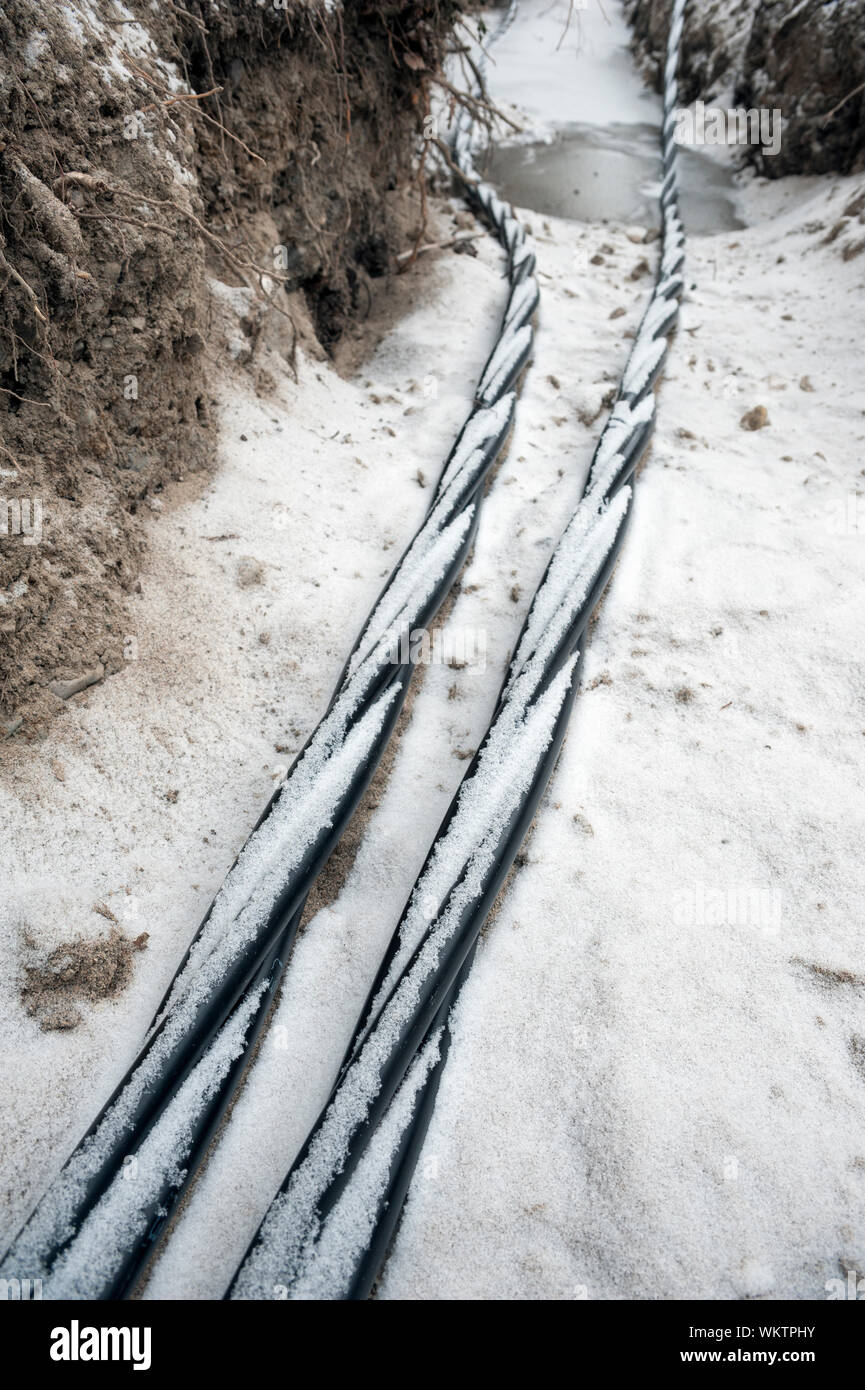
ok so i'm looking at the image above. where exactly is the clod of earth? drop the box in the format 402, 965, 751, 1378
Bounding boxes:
236, 557, 265, 589
740, 405, 770, 430
20, 928, 149, 1032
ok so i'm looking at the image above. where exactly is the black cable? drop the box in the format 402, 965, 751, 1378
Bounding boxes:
0, 65, 540, 1299
226, 0, 688, 1302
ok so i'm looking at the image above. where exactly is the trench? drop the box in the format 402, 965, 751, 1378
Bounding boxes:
480, 0, 743, 234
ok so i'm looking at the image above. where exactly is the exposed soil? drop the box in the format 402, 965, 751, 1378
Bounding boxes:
20, 921, 149, 1030
625, 0, 865, 177
0, 0, 460, 742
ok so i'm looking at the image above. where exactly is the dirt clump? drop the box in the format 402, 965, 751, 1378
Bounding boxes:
20, 925, 149, 1031
740, 404, 770, 430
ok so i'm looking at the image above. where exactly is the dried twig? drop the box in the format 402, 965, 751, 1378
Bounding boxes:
431, 136, 481, 189
145, 85, 222, 111
455, 15, 497, 67
821, 80, 865, 125
0, 384, 52, 406
402, 141, 431, 271
429, 74, 522, 133
557, 0, 576, 51
0, 247, 47, 323
449, 45, 493, 107
52, 172, 110, 197
120, 50, 265, 164
396, 230, 483, 264
165, 1, 209, 32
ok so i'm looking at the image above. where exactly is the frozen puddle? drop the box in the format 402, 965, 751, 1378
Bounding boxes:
488, 123, 744, 233
480, 0, 744, 233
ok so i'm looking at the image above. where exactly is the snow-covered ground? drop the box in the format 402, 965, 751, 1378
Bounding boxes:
2, 0, 864, 1300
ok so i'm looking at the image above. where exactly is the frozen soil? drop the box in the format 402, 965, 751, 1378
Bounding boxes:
626, 0, 865, 177
0, 0, 456, 737
21, 924, 149, 1032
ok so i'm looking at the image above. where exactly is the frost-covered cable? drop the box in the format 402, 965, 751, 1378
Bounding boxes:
452, 0, 538, 409
226, 0, 688, 1302
0, 55, 540, 1302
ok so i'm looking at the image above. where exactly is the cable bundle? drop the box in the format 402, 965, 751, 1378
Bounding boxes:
227, 0, 688, 1302
0, 44, 538, 1299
